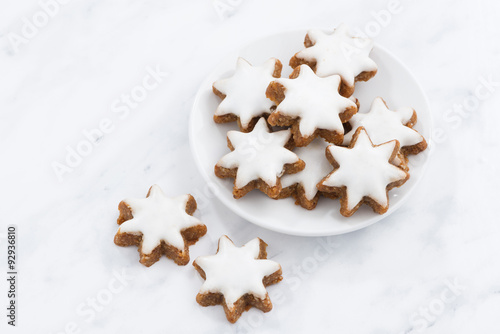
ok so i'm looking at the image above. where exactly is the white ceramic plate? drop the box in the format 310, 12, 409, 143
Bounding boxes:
189, 30, 432, 237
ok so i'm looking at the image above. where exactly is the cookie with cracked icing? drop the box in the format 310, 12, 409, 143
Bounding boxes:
392, 151, 409, 172
318, 127, 409, 217
277, 138, 338, 210
266, 64, 357, 147
215, 117, 305, 199
114, 185, 207, 267
193, 235, 282, 323
289, 23, 378, 97
343, 97, 427, 156
213, 57, 283, 132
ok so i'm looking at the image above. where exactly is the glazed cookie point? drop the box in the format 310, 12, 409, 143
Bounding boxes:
278, 138, 336, 209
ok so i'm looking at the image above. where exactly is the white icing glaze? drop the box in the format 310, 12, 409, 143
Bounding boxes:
273, 65, 357, 137
343, 97, 425, 147
217, 117, 300, 189
322, 129, 407, 211
281, 138, 331, 200
213, 57, 280, 128
295, 23, 377, 86
194, 236, 281, 309
118, 185, 202, 254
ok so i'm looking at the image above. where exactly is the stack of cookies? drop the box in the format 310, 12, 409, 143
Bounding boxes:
212, 23, 427, 217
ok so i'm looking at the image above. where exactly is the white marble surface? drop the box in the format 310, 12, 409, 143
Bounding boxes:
1, 0, 500, 333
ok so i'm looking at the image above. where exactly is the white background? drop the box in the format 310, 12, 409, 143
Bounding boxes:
1, 0, 499, 333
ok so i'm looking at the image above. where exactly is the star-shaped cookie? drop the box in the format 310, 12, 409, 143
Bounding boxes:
290, 23, 378, 97
318, 128, 409, 217
266, 64, 358, 146
343, 97, 427, 155
278, 138, 337, 209
114, 185, 207, 267
213, 57, 282, 132
193, 235, 282, 323
215, 117, 305, 199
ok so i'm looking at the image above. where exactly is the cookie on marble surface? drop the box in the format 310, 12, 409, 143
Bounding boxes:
215, 117, 305, 199
289, 23, 377, 97
193, 235, 282, 323
318, 127, 409, 217
213, 57, 283, 132
114, 185, 207, 267
266, 64, 358, 147
277, 138, 338, 209
343, 97, 427, 156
